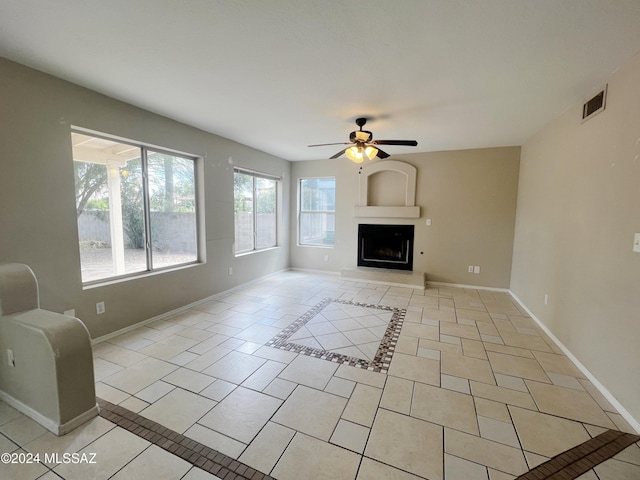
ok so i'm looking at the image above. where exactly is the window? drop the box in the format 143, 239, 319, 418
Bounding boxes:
72, 130, 199, 284
299, 177, 335, 246
234, 168, 278, 254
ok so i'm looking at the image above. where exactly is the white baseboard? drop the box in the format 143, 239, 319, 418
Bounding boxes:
427, 280, 510, 293
0, 389, 98, 436
289, 267, 341, 276
92, 267, 291, 345
92, 301, 202, 345
57, 405, 100, 436
509, 290, 640, 434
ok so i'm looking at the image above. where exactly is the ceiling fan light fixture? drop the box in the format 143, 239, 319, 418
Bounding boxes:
345, 146, 365, 163
365, 146, 378, 160
308, 117, 417, 160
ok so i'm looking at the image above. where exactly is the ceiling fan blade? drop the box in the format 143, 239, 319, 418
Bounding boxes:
372, 140, 418, 146
329, 148, 347, 159
376, 148, 390, 159
308, 142, 351, 147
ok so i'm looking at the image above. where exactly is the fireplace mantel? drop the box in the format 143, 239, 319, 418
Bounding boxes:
354, 205, 420, 218
354, 160, 420, 218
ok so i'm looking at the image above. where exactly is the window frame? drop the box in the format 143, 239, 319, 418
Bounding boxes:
71, 127, 202, 286
233, 167, 280, 255
298, 176, 336, 247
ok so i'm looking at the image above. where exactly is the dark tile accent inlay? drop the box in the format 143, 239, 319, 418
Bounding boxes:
96, 398, 274, 480
516, 429, 640, 479
265, 297, 406, 373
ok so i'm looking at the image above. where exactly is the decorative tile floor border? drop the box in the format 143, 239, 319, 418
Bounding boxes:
516, 429, 640, 479
97, 398, 273, 480
265, 298, 406, 373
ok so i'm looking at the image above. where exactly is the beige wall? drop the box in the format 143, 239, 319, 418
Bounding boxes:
511, 52, 640, 422
0, 57, 290, 338
290, 147, 520, 288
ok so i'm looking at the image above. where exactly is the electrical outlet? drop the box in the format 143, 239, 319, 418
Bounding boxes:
468, 265, 474, 273
544, 294, 549, 305
323, 255, 329, 262
63, 309, 75, 317
473, 266, 480, 274
634, 233, 640, 253
96, 301, 105, 315
7, 349, 15, 367
228, 267, 233, 275
426, 218, 432, 226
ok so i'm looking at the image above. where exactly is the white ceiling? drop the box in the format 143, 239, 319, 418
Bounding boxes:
1, 0, 640, 161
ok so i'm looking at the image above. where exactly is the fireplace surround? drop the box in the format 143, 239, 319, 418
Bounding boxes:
357, 224, 414, 271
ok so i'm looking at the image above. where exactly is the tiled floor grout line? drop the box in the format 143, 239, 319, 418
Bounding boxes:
350, 373, 389, 479
505, 398, 531, 471
96, 397, 274, 480
264, 430, 294, 478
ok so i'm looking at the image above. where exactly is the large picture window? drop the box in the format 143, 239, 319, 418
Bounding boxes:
299, 177, 335, 246
72, 130, 199, 284
234, 168, 278, 254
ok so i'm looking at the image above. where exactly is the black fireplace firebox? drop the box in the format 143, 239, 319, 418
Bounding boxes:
358, 224, 414, 271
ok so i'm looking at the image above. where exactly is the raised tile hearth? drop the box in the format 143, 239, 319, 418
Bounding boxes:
340, 266, 426, 289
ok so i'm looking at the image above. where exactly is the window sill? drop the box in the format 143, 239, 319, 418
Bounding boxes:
234, 246, 280, 258
82, 261, 204, 290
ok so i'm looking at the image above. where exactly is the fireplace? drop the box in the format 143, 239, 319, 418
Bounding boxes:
358, 224, 414, 271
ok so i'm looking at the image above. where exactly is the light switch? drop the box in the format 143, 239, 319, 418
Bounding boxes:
634, 233, 640, 253
426, 219, 432, 226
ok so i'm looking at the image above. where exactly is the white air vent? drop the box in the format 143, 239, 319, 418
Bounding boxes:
582, 85, 607, 122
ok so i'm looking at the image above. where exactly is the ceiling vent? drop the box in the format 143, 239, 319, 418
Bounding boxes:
582, 85, 607, 122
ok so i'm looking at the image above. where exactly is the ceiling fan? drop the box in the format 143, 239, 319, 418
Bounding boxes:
308, 117, 418, 163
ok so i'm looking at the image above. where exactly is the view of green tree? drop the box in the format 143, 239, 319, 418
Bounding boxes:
234, 173, 276, 213
74, 162, 107, 218
256, 177, 276, 214
148, 152, 196, 213
120, 158, 145, 249
234, 172, 254, 213
74, 153, 196, 249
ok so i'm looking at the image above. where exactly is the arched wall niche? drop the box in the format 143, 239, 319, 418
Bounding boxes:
354, 160, 420, 218
367, 170, 406, 206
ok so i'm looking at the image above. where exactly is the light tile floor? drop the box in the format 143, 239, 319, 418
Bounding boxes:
1, 271, 639, 479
